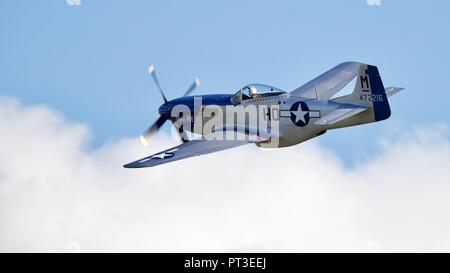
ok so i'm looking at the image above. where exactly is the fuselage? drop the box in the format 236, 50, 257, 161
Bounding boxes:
157, 90, 377, 148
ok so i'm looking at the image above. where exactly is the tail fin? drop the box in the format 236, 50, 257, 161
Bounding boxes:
333, 63, 391, 121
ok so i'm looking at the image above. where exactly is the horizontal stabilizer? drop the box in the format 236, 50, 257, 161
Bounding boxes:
385, 87, 404, 97
314, 107, 367, 125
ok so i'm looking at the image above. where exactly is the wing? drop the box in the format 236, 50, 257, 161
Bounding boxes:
385, 87, 404, 97
290, 62, 362, 99
123, 139, 250, 168
314, 107, 367, 125
124, 130, 272, 168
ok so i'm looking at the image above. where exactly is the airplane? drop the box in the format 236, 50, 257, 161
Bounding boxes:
124, 62, 403, 168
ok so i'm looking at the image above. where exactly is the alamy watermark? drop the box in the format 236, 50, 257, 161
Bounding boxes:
66, 0, 81, 6
367, 0, 382, 6
169, 97, 280, 147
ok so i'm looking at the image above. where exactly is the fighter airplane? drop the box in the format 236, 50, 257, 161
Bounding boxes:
124, 62, 403, 168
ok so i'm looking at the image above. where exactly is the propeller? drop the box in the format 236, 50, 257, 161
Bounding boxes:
147, 65, 168, 103
140, 115, 167, 146
139, 65, 200, 146
182, 78, 201, 97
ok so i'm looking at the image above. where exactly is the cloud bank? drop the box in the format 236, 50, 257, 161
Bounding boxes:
0, 97, 449, 252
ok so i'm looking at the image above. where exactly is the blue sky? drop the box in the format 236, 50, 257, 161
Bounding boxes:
1, 0, 449, 164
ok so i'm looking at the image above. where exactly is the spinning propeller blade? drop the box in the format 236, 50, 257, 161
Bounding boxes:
140, 115, 167, 146
139, 65, 200, 145
182, 78, 200, 97
148, 65, 168, 103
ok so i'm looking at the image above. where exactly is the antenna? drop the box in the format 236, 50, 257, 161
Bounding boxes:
314, 82, 320, 100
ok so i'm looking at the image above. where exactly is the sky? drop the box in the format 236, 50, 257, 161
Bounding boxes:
1, 0, 450, 162
1, 0, 450, 252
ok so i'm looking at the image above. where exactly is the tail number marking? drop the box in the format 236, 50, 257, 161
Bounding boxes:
360, 93, 383, 102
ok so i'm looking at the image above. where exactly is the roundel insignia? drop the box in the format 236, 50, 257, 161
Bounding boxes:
149, 148, 178, 160
151, 152, 175, 159
290, 101, 310, 127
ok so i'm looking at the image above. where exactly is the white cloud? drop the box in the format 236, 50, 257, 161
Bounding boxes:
0, 96, 449, 252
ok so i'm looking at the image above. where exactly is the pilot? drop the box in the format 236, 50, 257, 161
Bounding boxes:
250, 86, 259, 99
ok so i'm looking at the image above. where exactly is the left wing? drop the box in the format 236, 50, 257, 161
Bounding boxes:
314, 107, 367, 125
124, 130, 272, 168
124, 139, 250, 168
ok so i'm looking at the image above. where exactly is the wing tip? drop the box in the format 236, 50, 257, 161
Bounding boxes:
123, 161, 143, 168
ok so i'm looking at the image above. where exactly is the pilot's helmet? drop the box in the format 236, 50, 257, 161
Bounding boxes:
249, 86, 258, 97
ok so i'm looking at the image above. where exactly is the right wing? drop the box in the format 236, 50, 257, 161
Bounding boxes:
290, 62, 362, 99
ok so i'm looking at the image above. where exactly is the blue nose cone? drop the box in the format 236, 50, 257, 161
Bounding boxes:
158, 102, 171, 116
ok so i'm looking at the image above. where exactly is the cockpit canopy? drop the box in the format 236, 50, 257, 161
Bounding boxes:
231, 84, 286, 105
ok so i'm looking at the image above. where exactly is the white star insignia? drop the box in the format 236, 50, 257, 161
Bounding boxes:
152, 148, 178, 159
292, 105, 308, 123
139, 148, 179, 162
151, 152, 172, 159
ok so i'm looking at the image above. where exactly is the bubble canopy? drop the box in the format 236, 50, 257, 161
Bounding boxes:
231, 84, 286, 105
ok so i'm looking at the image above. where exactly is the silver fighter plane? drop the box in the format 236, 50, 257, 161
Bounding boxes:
124, 62, 403, 168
